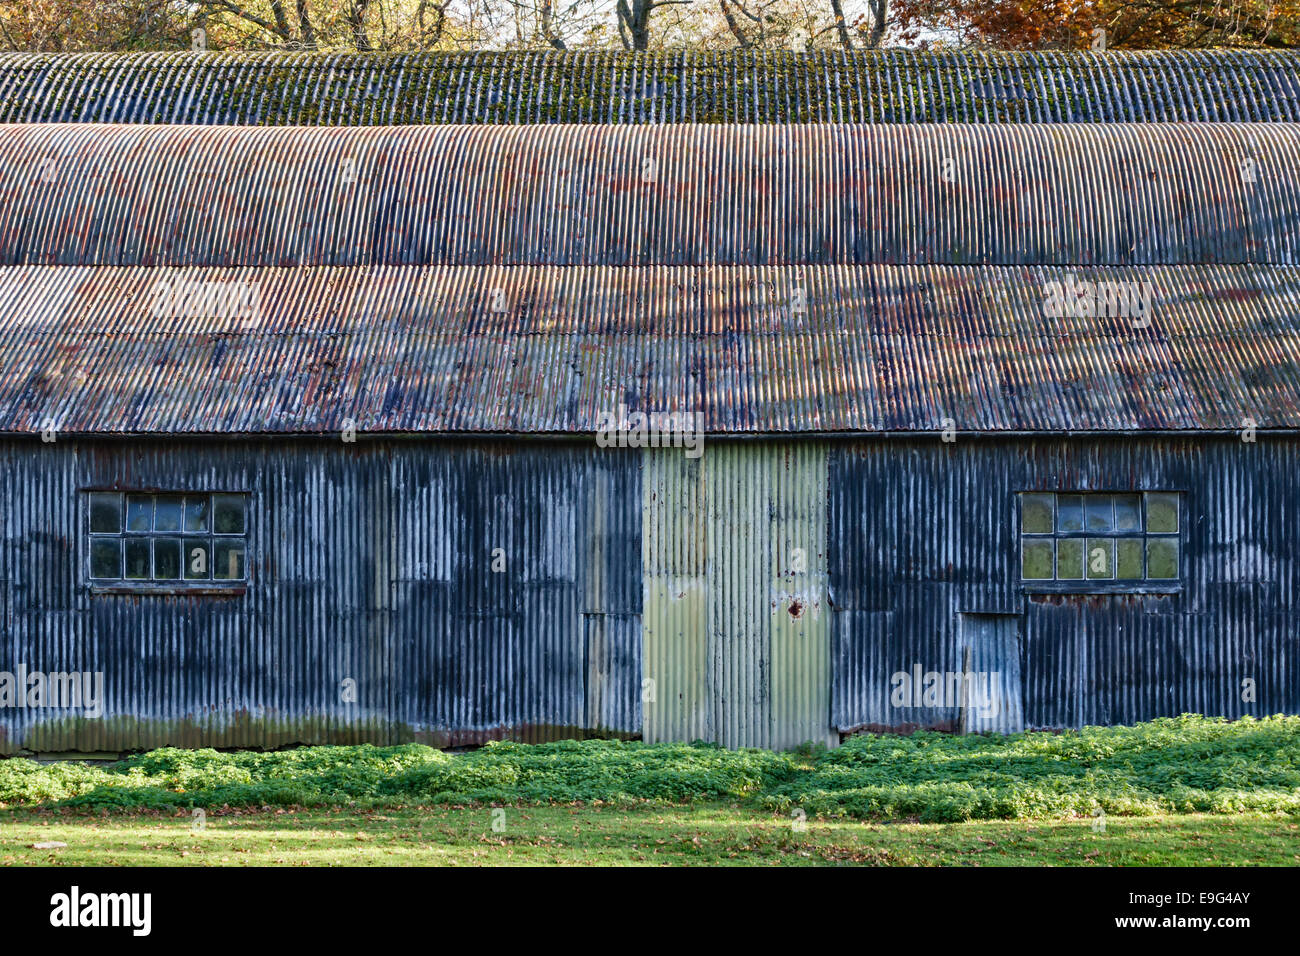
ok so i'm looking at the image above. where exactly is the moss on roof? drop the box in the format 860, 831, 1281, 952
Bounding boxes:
0, 49, 1296, 125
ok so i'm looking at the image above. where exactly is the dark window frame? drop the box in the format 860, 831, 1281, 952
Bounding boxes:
84, 490, 250, 595
1018, 491, 1183, 595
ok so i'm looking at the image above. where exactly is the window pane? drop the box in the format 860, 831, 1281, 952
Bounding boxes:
1086, 538, 1115, 579
1056, 495, 1084, 533
1056, 539, 1084, 579
1116, 538, 1143, 579
1085, 496, 1113, 532
1022, 540, 1053, 579
214, 541, 246, 580
1147, 539, 1179, 579
1146, 493, 1179, 533
89, 494, 121, 533
124, 539, 151, 579
90, 539, 121, 578
1114, 494, 1142, 532
154, 498, 183, 532
1021, 494, 1053, 534
152, 538, 180, 579
213, 495, 245, 534
184, 497, 209, 533
126, 495, 153, 532
184, 539, 210, 580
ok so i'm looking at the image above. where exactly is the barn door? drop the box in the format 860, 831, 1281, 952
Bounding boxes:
583, 612, 641, 736
957, 614, 1024, 734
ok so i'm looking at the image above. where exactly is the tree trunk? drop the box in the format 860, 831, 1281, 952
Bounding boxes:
830, 0, 853, 48
867, 0, 888, 47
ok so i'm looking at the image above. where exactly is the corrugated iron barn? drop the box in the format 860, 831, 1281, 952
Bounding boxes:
0, 51, 1298, 755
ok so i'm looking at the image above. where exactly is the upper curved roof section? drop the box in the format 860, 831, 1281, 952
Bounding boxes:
3, 122, 1296, 267
0, 50, 1297, 126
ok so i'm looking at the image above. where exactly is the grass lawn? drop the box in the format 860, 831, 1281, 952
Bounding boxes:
3, 805, 1299, 866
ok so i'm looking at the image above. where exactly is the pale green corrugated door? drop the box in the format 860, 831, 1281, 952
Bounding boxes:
642, 443, 831, 750
642, 449, 710, 743
708, 443, 772, 749
766, 445, 832, 750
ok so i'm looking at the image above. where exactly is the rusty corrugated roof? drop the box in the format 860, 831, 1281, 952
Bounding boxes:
1, 118, 1297, 435
0, 50, 1297, 126
1, 264, 1297, 435
1, 122, 1296, 267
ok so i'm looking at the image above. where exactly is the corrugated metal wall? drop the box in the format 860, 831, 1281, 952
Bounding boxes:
3, 436, 833, 754
4, 433, 1298, 753
828, 435, 1300, 734
643, 444, 831, 750
0, 438, 642, 754
0, 50, 1297, 126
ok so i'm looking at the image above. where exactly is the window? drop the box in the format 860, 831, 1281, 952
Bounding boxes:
1020, 492, 1180, 587
88, 492, 247, 586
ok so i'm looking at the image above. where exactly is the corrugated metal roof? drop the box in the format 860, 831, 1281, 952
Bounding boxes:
2, 122, 1296, 267
0, 50, 1297, 126
2, 263, 1297, 435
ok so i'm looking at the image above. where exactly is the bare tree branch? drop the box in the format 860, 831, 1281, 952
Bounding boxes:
719, 0, 755, 45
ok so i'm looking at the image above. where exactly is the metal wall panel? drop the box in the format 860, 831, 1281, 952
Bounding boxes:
707, 443, 771, 750
0, 438, 642, 754
584, 612, 642, 734
829, 435, 1300, 734
0, 50, 1296, 126
959, 614, 1025, 734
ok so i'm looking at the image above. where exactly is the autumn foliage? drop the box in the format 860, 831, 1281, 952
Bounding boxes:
894, 0, 1298, 49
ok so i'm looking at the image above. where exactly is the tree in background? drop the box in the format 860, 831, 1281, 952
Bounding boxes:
893, 0, 1296, 49
193, 0, 461, 49
0, 0, 894, 49
710, 0, 888, 48
0, 0, 188, 49
492, 0, 889, 50
0, 0, 1292, 50
0, 0, 495, 49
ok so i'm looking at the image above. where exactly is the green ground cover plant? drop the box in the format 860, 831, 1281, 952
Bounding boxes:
2, 715, 1297, 824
